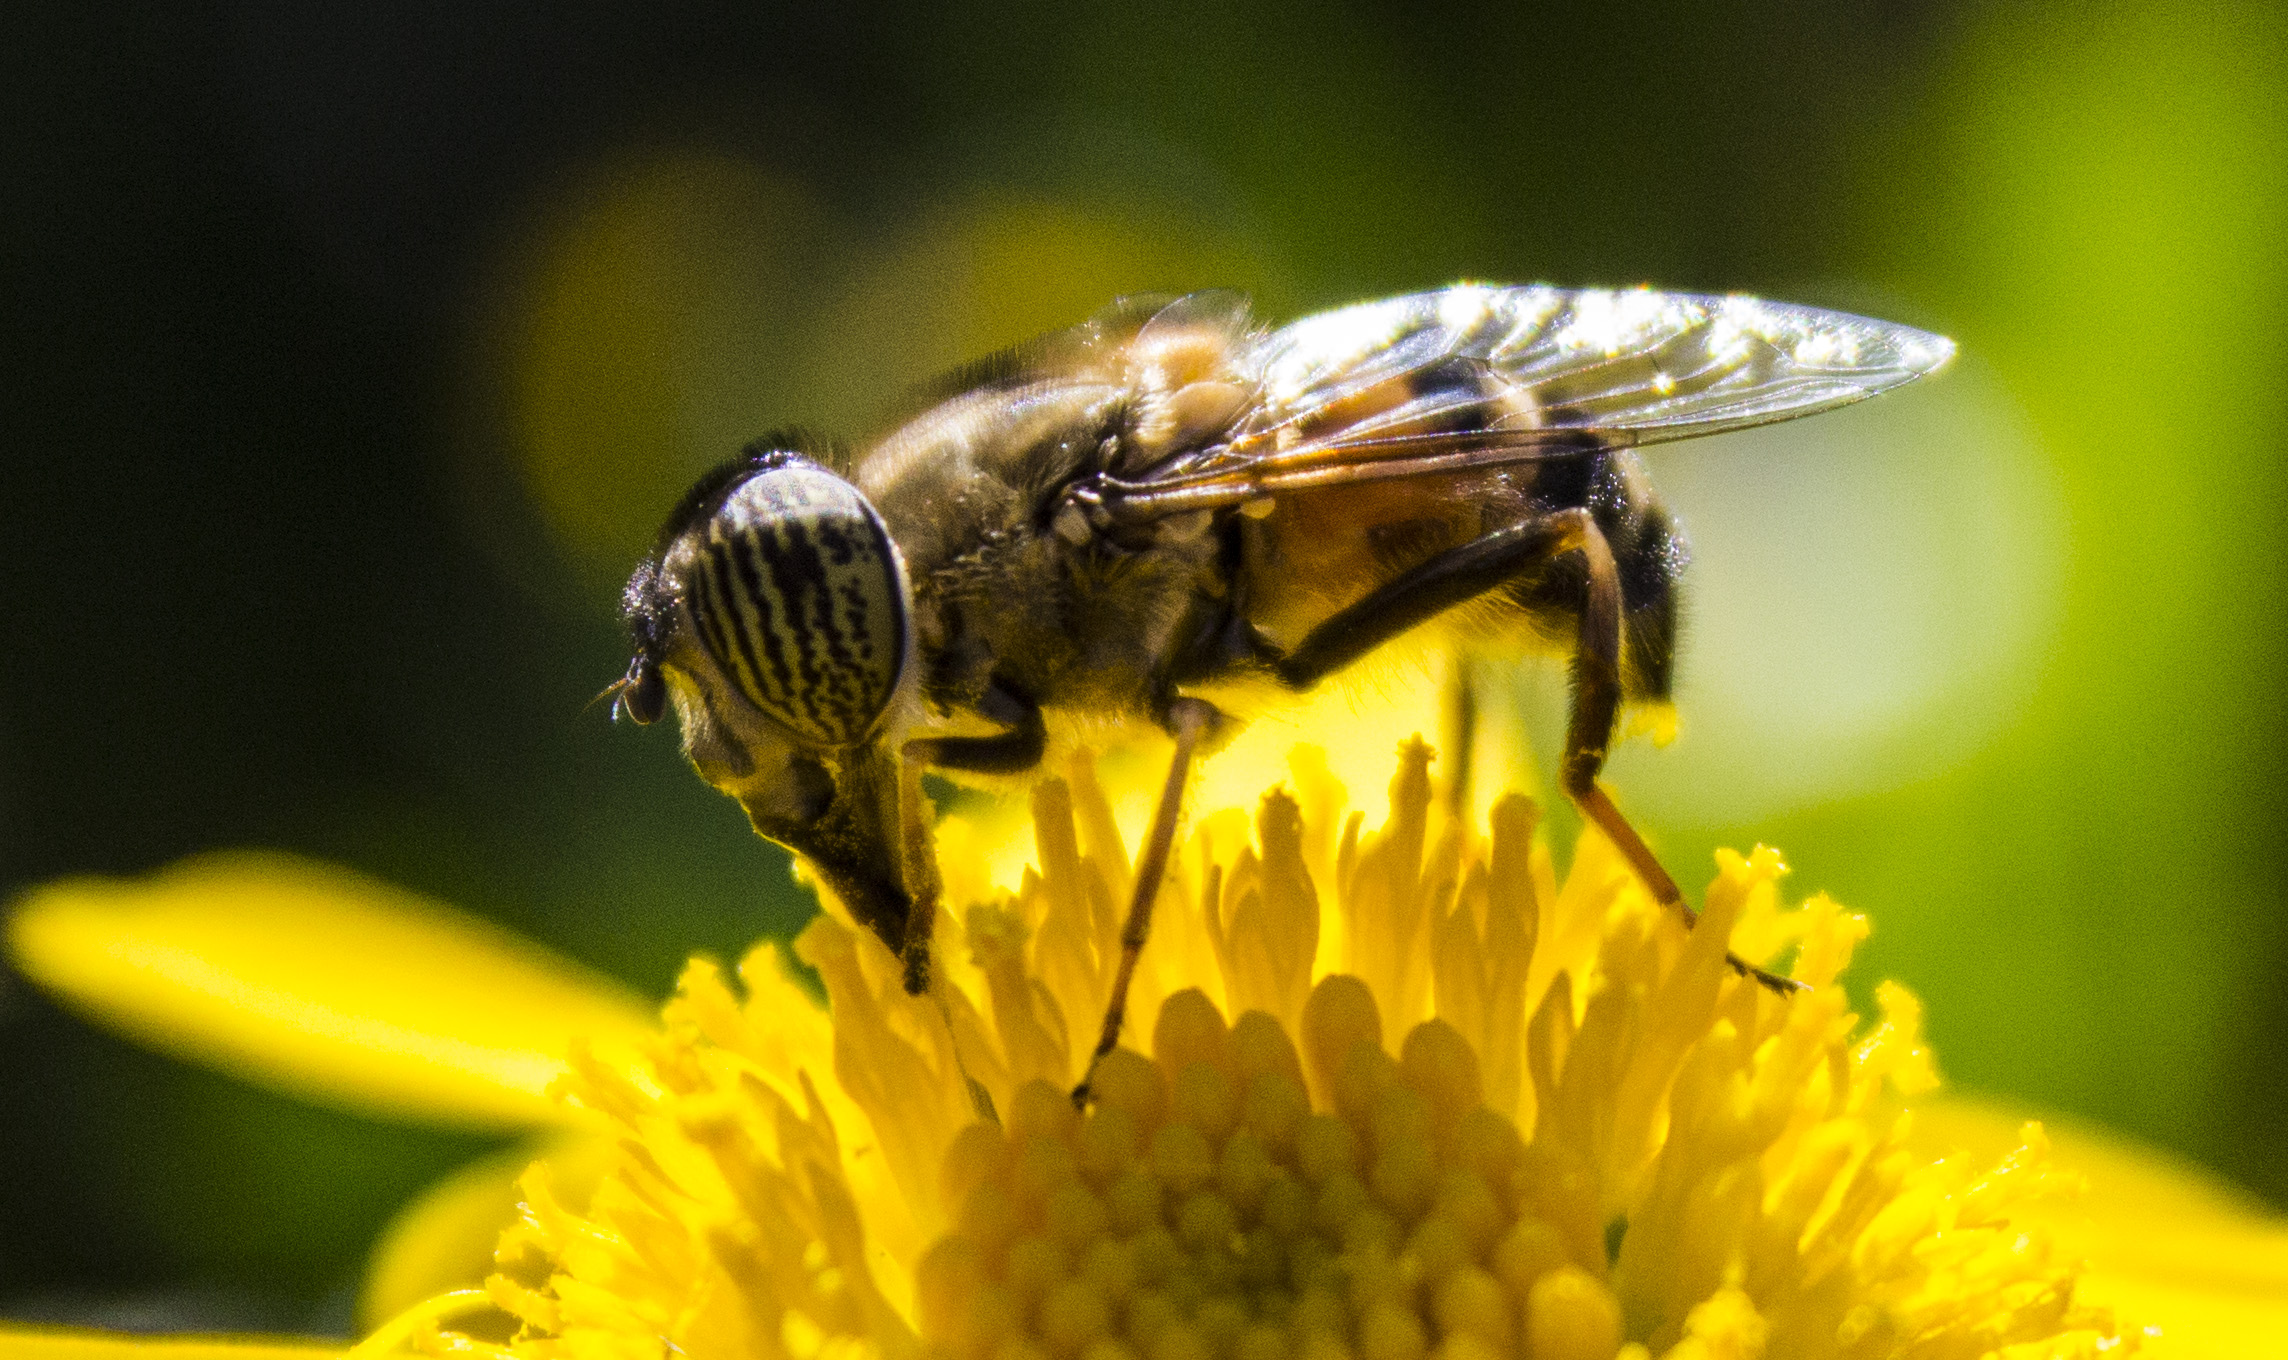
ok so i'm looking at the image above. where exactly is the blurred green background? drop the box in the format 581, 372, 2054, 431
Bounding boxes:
3, 0, 2282, 1336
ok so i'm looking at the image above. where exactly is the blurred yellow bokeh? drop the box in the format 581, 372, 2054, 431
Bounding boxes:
504, 151, 826, 582
500, 161, 1277, 589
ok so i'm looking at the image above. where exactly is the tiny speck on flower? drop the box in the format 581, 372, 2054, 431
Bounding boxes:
417, 739, 2135, 1360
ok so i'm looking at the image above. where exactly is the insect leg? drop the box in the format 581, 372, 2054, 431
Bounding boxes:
1269, 510, 1800, 993
892, 680, 1046, 994
896, 737, 1000, 1122
1270, 517, 1583, 688
1071, 696, 1218, 1107
925, 677, 1047, 776
895, 739, 947, 997
1544, 512, 1804, 996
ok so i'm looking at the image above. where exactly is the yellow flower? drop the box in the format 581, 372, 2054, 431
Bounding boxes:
8, 738, 2287, 1359
6, 851, 655, 1331
441, 740, 2131, 1360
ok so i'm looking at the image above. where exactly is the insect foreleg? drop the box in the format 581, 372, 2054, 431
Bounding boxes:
1071, 695, 1218, 1107
895, 736, 1000, 1122
927, 678, 1047, 775
892, 679, 1046, 996
895, 739, 947, 997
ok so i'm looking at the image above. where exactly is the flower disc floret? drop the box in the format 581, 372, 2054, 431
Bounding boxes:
919, 977, 1640, 1360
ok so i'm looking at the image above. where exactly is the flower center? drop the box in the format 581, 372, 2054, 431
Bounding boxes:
918, 980, 1623, 1360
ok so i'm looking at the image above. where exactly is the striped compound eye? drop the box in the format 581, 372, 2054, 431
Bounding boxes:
671, 459, 911, 748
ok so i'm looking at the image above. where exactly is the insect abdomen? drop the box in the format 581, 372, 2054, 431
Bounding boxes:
680, 466, 910, 747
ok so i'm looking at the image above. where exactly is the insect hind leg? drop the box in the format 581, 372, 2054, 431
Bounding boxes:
1270, 516, 1579, 687
1268, 509, 1802, 995
1545, 511, 1803, 995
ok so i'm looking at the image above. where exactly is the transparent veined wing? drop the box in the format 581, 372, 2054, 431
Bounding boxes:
1092, 284, 1953, 519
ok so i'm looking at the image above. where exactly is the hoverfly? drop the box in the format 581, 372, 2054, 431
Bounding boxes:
613, 284, 1953, 1102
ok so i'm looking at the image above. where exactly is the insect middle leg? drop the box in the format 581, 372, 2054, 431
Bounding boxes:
1071, 695, 1218, 1106
1269, 508, 1802, 994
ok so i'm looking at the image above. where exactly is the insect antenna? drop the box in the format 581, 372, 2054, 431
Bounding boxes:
586, 676, 633, 722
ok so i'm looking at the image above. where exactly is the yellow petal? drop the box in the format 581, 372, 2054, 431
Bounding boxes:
0, 1328, 340, 1359
9, 851, 653, 1129
1913, 1095, 2288, 1352
357, 1136, 615, 1332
